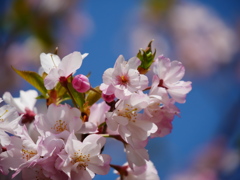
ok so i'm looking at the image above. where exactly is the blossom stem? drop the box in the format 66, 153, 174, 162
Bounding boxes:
65, 85, 78, 108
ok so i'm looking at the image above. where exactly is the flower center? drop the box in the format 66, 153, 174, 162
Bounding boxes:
158, 79, 168, 89
71, 151, 91, 170
51, 120, 68, 133
21, 147, 37, 161
117, 75, 129, 85
117, 104, 138, 123
22, 108, 35, 124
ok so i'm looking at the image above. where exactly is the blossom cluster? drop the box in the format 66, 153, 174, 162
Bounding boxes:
0, 42, 191, 179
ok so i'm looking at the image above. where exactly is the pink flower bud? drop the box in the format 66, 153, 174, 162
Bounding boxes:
72, 74, 90, 93
102, 93, 115, 102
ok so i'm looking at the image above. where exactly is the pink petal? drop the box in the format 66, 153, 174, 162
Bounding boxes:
128, 57, 141, 69
165, 61, 185, 83
167, 81, 192, 103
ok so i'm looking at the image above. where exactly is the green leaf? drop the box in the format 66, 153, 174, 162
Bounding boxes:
12, 66, 47, 97
85, 86, 102, 106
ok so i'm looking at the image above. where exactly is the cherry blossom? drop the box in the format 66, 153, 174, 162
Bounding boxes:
20, 134, 66, 180
56, 133, 111, 180
0, 126, 38, 176
106, 93, 157, 148
152, 55, 192, 103
35, 104, 83, 138
142, 76, 180, 137
40, 51, 88, 90
100, 55, 148, 100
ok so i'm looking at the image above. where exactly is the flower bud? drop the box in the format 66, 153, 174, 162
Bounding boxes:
102, 93, 115, 103
72, 74, 90, 93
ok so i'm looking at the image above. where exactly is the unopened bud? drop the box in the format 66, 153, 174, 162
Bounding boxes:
72, 74, 90, 93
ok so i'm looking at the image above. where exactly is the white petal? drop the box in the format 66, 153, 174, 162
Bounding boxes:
84, 134, 106, 149
40, 53, 61, 74
102, 68, 114, 85
88, 154, 111, 175
19, 90, 38, 111
3, 92, 24, 113
59, 51, 86, 77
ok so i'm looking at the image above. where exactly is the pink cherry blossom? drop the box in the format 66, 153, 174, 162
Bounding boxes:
152, 55, 192, 103
0, 126, 38, 176
142, 77, 180, 137
35, 104, 83, 138
56, 133, 111, 180
20, 134, 66, 180
106, 93, 157, 148
40, 51, 88, 90
0, 125, 69, 179
100, 55, 148, 100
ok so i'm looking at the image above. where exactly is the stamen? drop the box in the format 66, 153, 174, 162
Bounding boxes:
71, 151, 91, 170
21, 147, 37, 161
117, 104, 138, 123
51, 120, 68, 133
50, 54, 57, 68
121, 76, 128, 83
0, 109, 8, 122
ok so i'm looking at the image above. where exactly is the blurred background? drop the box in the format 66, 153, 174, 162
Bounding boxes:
1, 0, 240, 179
